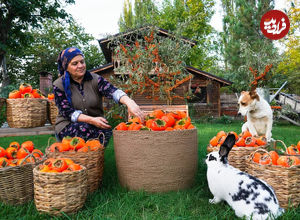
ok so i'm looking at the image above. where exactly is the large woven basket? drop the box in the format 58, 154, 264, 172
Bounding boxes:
246, 148, 300, 209
6, 98, 47, 128
45, 147, 104, 193
207, 144, 268, 172
113, 129, 198, 192
48, 100, 58, 125
33, 165, 87, 215
0, 159, 43, 205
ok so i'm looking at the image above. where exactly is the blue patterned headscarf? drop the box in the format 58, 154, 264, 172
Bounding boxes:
57, 47, 84, 105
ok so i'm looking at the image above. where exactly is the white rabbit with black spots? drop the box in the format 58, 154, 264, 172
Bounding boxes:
205, 134, 284, 220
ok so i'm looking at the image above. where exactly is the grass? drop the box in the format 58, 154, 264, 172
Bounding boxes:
0, 120, 299, 219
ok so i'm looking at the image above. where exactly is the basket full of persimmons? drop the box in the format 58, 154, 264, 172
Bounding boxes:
45, 135, 104, 193
113, 109, 198, 193
33, 158, 87, 215
207, 130, 268, 172
6, 83, 48, 128
0, 140, 44, 205
246, 140, 300, 209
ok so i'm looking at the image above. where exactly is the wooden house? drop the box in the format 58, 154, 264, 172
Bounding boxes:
90, 27, 232, 117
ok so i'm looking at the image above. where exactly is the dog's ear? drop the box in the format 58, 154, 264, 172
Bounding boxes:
241, 91, 246, 95
249, 90, 260, 101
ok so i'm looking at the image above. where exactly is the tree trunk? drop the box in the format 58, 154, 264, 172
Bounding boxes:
0, 54, 10, 88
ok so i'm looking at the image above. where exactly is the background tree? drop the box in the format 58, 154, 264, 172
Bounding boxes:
220, 0, 284, 92
276, 0, 300, 95
118, 0, 215, 70
0, 0, 75, 88
6, 18, 105, 90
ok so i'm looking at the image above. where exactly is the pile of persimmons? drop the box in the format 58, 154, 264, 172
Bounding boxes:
209, 130, 267, 148
8, 83, 54, 100
0, 141, 44, 168
251, 141, 300, 167
48, 136, 104, 152
38, 158, 82, 173
115, 110, 195, 131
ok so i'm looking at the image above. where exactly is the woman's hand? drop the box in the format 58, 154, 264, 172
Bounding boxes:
90, 117, 111, 129
120, 96, 145, 122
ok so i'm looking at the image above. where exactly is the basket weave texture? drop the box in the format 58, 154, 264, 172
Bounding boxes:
48, 100, 58, 125
113, 129, 198, 192
33, 166, 87, 215
45, 148, 104, 193
207, 145, 267, 172
246, 147, 300, 208
0, 163, 38, 205
6, 98, 47, 128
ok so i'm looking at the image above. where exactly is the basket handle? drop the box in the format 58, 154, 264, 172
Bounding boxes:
47, 137, 57, 149
97, 132, 105, 147
271, 139, 287, 154
248, 148, 273, 165
20, 153, 37, 166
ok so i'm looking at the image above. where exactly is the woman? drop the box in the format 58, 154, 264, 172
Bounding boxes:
53, 47, 144, 146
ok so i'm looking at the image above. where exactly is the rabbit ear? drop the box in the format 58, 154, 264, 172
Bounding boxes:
219, 134, 236, 163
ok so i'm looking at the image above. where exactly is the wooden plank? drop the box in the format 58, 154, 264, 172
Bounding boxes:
129, 104, 188, 117
0, 125, 55, 137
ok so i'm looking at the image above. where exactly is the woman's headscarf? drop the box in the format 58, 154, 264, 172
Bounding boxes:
57, 47, 84, 106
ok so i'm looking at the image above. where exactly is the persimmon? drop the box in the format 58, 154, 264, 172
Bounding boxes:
216, 131, 226, 139
0, 147, 7, 158
19, 83, 32, 94
297, 141, 300, 152
40, 165, 51, 172
165, 127, 174, 131
128, 116, 142, 124
268, 151, 279, 165
241, 130, 252, 139
256, 136, 267, 146
168, 112, 180, 120
77, 146, 89, 152
17, 147, 30, 159
67, 163, 82, 171
173, 124, 185, 130
6, 147, 18, 159
60, 158, 74, 165
43, 158, 56, 168
218, 136, 226, 145
176, 111, 187, 119
259, 153, 271, 165
21, 141, 34, 152
47, 93, 55, 100
86, 139, 103, 151
48, 170, 59, 173
49, 142, 63, 152
128, 123, 143, 131
252, 152, 262, 163
245, 136, 256, 147
32, 149, 43, 158
32, 89, 42, 98
70, 137, 85, 151
209, 136, 218, 147
8, 90, 21, 99
145, 119, 154, 128
286, 145, 299, 155
9, 141, 20, 150
153, 109, 165, 119
0, 157, 9, 167
290, 156, 300, 166
187, 124, 195, 129
235, 137, 246, 147
161, 114, 175, 127
115, 122, 128, 130
61, 136, 72, 149
151, 119, 167, 131
277, 156, 290, 167
21, 93, 34, 98
52, 159, 68, 172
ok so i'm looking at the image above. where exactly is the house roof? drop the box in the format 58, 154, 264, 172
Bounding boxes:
186, 66, 232, 86
89, 63, 232, 87
98, 26, 197, 63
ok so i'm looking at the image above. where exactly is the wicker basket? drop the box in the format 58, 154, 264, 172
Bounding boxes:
113, 129, 198, 192
246, 148, 300, 208
48, 100, 58, 125
6, 98, 47, 128
45, 142, 105, 193
33, 165, 87, 215
207, 144, 268, 172
0, 157, 44, 205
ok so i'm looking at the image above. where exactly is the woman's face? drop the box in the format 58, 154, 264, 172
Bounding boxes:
67, 55, 86, 80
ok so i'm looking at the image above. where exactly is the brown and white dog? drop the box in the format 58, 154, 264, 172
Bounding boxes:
238, 90, 273, 141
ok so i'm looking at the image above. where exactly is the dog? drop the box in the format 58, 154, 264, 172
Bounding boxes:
238, 90, 273, 141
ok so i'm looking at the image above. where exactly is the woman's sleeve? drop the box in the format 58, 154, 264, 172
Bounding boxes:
53, 85, 82, 122
97, 75, 127, 103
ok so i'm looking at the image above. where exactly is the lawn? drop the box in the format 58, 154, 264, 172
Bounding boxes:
0, 120, 299, 219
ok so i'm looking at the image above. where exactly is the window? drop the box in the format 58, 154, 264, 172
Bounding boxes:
190, 86, 207, 103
